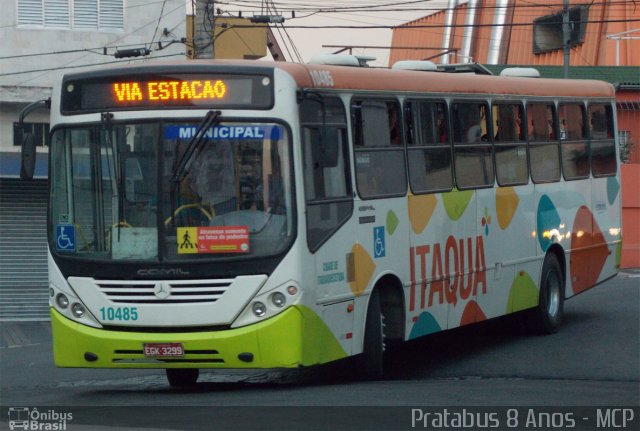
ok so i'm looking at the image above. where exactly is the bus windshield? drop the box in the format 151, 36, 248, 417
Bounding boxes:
49, 120, 293, 263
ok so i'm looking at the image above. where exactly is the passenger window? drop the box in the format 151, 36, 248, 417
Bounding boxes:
352, 99, 407, 198
493, 103, 528, 186
451, 101, 494, 188
527, 103, 560, 183
301, 96, 353, 252
559, 103, 589, 180
405, 100, 452, 193
588, 103, 616, 177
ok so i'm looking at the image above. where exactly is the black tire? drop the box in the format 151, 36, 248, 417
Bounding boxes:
531, 254, 564, 334
166, 368, 199, 387
354, 289, 385, 380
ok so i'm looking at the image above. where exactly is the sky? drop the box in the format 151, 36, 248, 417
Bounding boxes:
208, 0, 449, 67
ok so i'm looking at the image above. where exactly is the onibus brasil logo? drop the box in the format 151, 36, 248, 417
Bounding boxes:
8, 407, 72, 430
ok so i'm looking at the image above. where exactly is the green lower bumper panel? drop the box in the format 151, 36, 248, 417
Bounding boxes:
51, 305, 347, 369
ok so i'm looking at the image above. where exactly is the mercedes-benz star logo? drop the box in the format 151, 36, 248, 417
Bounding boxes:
153, 282, 171, 300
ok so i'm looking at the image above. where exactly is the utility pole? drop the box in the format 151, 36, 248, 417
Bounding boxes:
195, 0, 214, 58
563, 0, 570, 78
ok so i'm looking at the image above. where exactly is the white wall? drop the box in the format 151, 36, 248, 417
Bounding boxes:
0, 0, 187, 154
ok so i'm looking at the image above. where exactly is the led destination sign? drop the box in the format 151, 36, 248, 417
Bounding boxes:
113, 80, 228, 103
61, 72, 273, 113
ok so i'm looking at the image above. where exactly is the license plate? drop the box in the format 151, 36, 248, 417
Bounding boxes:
143, 343, 184, 357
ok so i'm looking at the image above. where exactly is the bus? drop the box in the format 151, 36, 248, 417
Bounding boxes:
20, 55, 621, 386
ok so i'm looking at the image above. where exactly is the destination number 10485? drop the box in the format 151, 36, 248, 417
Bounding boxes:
99, 306, 139, 321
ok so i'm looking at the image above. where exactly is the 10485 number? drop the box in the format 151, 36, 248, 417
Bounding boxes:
99, 306, 139, 321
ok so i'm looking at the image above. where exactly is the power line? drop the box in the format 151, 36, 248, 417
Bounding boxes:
267, 0, 303, 62
0, 53, 186, 78
0, 40, 186, 61
223, 18, 640, 29
149, 0, 169, 50
218, 0, 637, 14
12, 1, 186, 85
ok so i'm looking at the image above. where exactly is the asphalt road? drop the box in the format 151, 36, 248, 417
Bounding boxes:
1, 271, 638, 430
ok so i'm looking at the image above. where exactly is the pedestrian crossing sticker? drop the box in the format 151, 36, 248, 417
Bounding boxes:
177, 226, 249, 254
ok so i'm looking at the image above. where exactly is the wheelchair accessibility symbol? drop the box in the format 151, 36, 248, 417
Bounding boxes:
56, 225, 76, 251
373, 226, 385, 258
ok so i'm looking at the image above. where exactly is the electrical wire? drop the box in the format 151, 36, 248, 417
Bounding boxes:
11, 1, 186, 85
218, 0, 638, 14
149, 0, 169, 50
267, 0, 303, 62
5, 1, 637, 61
4, 0, 638, 73
0, 53, 186, 78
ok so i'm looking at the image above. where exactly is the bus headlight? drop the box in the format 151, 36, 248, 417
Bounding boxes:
271, 292, 286, 308
252, 301, 267, 317
232, 281, 302, 328
71, 303, 86, 318
56, 293, 69, 309
49, 281, 102, 328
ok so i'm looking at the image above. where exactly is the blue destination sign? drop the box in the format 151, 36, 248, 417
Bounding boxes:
164, 125, 282, 141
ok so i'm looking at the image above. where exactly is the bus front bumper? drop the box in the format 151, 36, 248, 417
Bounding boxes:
51, 306, 347, 369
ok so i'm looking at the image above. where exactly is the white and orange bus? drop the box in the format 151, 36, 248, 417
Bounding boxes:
23, 56, 621, 386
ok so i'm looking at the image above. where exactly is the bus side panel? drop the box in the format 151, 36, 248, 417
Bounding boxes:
477, 184, 538, 321
406, 192, 449, 339
535, 180, 591, 298
311, 216, 357, 356
445, 189, 479, 330
406, 189, 482, 338
353, 195, 410, 350
589, 174, 622, 285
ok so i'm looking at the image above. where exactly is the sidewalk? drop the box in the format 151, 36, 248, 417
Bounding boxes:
0, 321, 51, 349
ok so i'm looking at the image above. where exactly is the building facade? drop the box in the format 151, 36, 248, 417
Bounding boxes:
0, 0, 186, 320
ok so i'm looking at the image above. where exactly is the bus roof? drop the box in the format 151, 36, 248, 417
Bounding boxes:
66, 59, 616, 99
273, 61, 616, 99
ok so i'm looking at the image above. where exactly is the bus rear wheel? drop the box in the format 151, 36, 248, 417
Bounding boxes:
530, 254, 564, 334
354, 289, 385, 380
166, 368, 199, 387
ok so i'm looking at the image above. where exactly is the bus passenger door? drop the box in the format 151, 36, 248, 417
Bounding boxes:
351, 99, 410, 342
301, 96, 357, 355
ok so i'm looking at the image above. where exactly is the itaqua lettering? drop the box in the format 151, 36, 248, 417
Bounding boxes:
409, 235, 487, 311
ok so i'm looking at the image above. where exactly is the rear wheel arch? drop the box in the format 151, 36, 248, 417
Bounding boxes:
375, 274, 405, 342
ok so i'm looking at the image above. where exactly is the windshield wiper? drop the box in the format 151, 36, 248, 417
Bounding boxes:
168, 110, 221, 229
170, 110, 221, 184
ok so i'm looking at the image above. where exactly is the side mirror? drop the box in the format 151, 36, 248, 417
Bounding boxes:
18, 98, 50, 180
20, 133, 37, 180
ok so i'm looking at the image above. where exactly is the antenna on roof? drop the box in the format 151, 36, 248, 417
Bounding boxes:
308, 54, 376, 67
499, 67, 541, 78
392, 60, 438, 71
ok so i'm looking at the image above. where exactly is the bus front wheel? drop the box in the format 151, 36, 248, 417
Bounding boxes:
166, 368, 199, 387
354, 289, 385, 380
531, 254, 564, 334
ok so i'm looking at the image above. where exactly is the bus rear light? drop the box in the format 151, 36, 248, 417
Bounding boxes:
56, 293, 69, 309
